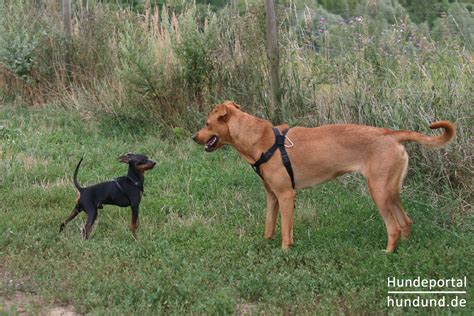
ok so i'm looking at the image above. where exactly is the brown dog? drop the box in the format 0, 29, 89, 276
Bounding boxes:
193, 101, 455, 252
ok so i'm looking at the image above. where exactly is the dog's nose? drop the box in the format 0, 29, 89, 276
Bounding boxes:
192, 133, 198, 142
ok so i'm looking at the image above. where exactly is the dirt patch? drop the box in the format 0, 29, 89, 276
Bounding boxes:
0, 265, 77, 315
235, 301, 258, 315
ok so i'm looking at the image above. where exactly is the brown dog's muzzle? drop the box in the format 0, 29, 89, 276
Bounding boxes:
192, 131, 220, 152
204, 135, 219, 152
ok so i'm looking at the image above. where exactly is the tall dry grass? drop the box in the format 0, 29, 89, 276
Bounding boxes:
0, 1, 472, 207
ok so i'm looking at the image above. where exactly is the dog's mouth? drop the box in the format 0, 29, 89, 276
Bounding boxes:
205, 135, 219, 152
146, 161, 156, 170
137, 161, 156, 172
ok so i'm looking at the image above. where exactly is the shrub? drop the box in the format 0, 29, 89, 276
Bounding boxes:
0, 1, 472, 206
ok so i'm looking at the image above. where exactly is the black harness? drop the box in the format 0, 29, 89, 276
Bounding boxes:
113, 176, 144, 203
251, 127, 295, 189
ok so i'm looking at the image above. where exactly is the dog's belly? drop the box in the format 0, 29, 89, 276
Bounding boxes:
295, 167, 355, 189
102, 197, 130, 208
287, 126, 383, 189
291, 150, 366, 189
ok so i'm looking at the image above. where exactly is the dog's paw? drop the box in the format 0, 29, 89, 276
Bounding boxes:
81, 227, 87, 240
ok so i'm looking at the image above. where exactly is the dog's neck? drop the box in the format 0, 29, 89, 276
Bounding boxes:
127, 166, 144, 186
228, 111, 275, 164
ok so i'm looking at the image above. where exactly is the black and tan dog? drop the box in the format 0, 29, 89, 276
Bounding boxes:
59, 153, 156, 239
193, 101, 455, 252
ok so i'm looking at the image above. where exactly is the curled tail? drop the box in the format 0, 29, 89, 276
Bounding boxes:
390, 121, 456, 148
73, 157, 84, 191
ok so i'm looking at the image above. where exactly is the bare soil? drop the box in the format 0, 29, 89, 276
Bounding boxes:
0, 265, 77, 315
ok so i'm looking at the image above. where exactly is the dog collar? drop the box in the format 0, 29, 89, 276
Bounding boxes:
127, 176, 144, 193
251, 127, 295, 189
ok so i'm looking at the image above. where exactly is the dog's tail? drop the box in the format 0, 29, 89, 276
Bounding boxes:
73, 157, 84, 191
390, 121, 456, 148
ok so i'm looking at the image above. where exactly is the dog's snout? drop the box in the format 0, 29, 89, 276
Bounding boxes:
192, 133, 198, 142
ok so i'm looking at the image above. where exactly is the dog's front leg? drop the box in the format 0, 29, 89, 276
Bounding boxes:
263, 183, 279, 240
277, 190, 296, 250
130, 205, 139, 239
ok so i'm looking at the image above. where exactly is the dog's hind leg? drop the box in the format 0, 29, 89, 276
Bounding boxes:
367, 146, 416, 252
385, 150, 412, 240
59, 204, 81, 232
368, 177, 401, 252
391, 197, 412, 239
263, 183, 279, 240
82, 205, 98, 239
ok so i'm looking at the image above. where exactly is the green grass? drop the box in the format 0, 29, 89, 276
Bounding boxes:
0, 105, 472, 314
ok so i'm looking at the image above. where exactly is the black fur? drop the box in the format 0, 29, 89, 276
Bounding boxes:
59, 153, 156, 239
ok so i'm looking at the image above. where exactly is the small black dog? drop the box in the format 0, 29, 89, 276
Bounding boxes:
59, 153, 156, 239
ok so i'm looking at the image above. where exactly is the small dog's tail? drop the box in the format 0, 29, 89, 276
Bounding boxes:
73, 157, 84, 191
390, 121, 456, 148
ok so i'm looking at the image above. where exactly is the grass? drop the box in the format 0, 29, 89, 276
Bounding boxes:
1, 1, 472, 206
0, 105, 472, 314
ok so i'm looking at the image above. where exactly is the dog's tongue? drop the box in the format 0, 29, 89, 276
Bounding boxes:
205, 136, 218, 151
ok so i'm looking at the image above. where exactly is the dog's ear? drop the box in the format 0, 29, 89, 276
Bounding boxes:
215, 101, 241, 121
215, 104, 228, 119
118, 154, 130, 163
223, 100, 241, 110
230, 102, 241, 110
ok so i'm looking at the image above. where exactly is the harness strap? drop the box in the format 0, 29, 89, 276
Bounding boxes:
251, 127, 295, 189
113, 179, 132, 203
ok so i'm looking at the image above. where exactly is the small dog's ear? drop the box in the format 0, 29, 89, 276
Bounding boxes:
118, 155, 130, 163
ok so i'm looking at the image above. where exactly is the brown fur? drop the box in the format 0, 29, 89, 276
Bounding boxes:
193, 101, 456, 251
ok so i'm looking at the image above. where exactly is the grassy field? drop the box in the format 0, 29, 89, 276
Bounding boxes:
0, 105, 472, 314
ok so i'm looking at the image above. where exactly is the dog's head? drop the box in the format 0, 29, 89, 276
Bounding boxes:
192, 101, 241, 152
118, 153, 156, 173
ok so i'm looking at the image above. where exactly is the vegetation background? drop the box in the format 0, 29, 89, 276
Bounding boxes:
0, 0, 472, 314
